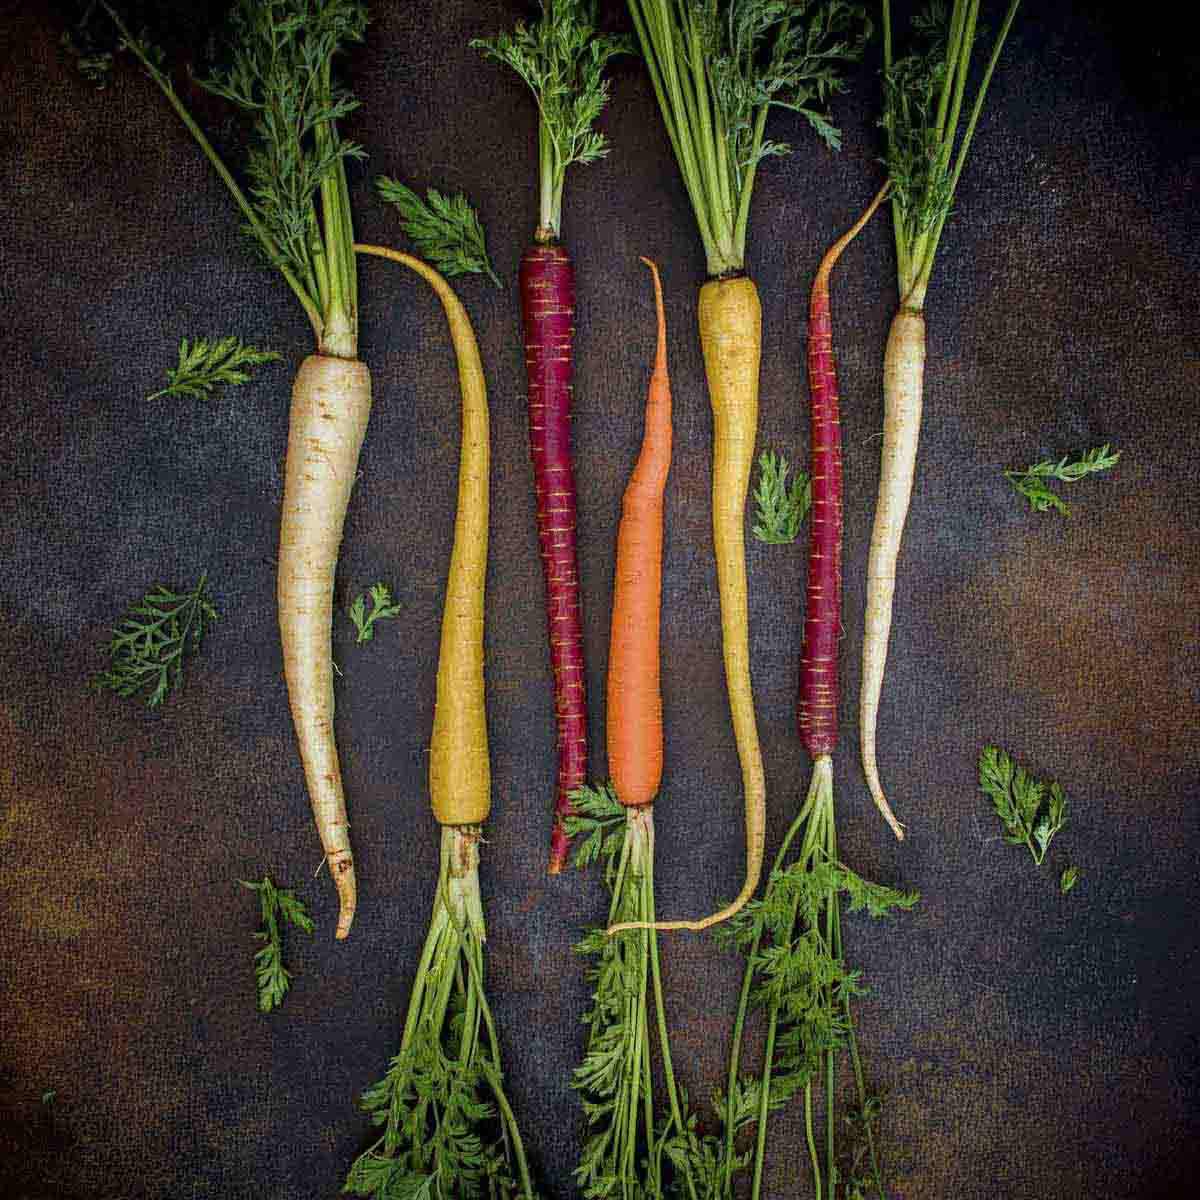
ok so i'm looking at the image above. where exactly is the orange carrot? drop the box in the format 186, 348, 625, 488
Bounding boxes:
608, 258, 672, 809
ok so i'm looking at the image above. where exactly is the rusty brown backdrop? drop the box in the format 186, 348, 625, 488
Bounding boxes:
2, 2, 1198, 1197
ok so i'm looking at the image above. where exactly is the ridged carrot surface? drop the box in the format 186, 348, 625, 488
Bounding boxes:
608, 259, 672, 809
521, 243, 588, 871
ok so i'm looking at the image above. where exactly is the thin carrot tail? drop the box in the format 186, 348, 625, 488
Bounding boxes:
861, 306, 926, 842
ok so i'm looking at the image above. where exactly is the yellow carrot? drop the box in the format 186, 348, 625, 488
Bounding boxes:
610, 276, 766, 934
355, 245, 490, 827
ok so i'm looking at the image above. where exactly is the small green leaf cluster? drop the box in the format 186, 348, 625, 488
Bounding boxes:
752, 450, 811, 544
241, 875, 314, 1013
348, 583, 402, 644
91, 573, 217, 707
564, 782, 626, 888
1005, 444, 1120, 515
147, 335, 280, 401
471, 2, 630, 237
978, 745, 1067, 868
376, 179, 501, 286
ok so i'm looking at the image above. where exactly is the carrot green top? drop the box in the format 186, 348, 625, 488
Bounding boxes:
882, 0, 1021, 309
628, 0, 870, 277
472, 1, 630, 242
105, 0, 367, 358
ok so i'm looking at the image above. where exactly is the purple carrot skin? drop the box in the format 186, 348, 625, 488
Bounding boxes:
799, 187, 890, 761
522, 243, 588, 874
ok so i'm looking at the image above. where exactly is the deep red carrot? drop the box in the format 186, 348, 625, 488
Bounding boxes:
799, 188, 887, 752
472, 6, 626, 875
798, 189, 884, 752
521, 244, 588, 873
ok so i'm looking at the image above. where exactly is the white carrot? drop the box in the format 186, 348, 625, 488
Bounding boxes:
863, 0, 1020, 834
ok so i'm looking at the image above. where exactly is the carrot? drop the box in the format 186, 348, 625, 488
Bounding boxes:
862, 0, 1020, 833
569, 260, 696, 1200
720, 190, 916, 1200
346, 246, 538, 1200
607, 257, 671, 810
472, 3, 628, 874
106, 1, 372, 937
622, 0, 869, 931
278, 355, 372, 934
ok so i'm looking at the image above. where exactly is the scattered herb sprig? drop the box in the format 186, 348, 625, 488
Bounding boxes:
979, 745, 1067, 867
1060, 865, 1079, 895
91, 573, 217, 707
1005, 444, 1120, 515
375, 179, 501, 285
147, 335, 280, 400
347, 583, 402, 644
241, 875, 314, 1013
752, 450, 812, 544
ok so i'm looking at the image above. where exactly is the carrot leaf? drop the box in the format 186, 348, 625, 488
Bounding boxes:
90, 573, 217, 707
240, 875, 313, 1014
628, 0, 870, 274
375, 178, 501, 286
752, 450, 811, 544
347, 583, 402, 644
146, 335, 280, 401
1060, 865, 1080, 895
471, 2, 630, 239
1004, 443, 1120, 516
978, 745, 1068, 868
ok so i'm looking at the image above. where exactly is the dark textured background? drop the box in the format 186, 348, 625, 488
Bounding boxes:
2, 2, 1198, 1197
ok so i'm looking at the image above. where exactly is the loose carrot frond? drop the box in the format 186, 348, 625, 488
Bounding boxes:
347, 584, 402, 644
90, 573, 217, 707
752, 450, 812, 544
1004, 444, 1120, 515
146, 335, 280, 401
979, 745, 1068, 867
375, 179, 501, 285
240, 875, 313, 1013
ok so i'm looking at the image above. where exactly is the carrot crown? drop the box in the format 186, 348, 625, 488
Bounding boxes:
882, 0, 1021, 308
627, 0, 870, 276
472, 1, 631, 241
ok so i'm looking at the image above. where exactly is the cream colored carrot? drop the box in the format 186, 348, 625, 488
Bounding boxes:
278, 354, 372, 940
860, 309, 924, 840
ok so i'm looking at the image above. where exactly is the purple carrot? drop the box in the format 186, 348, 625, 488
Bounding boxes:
521, 243, 588, 873
799, 188, 888, 756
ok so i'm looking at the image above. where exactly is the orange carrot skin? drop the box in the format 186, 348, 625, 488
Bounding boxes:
521, 243, 588, 871
608, 259, 672, 808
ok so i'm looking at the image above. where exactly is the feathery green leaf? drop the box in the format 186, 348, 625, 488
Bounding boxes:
752, 450, 812, 544
147, 335, 280, 400
375, 179, 500, 285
